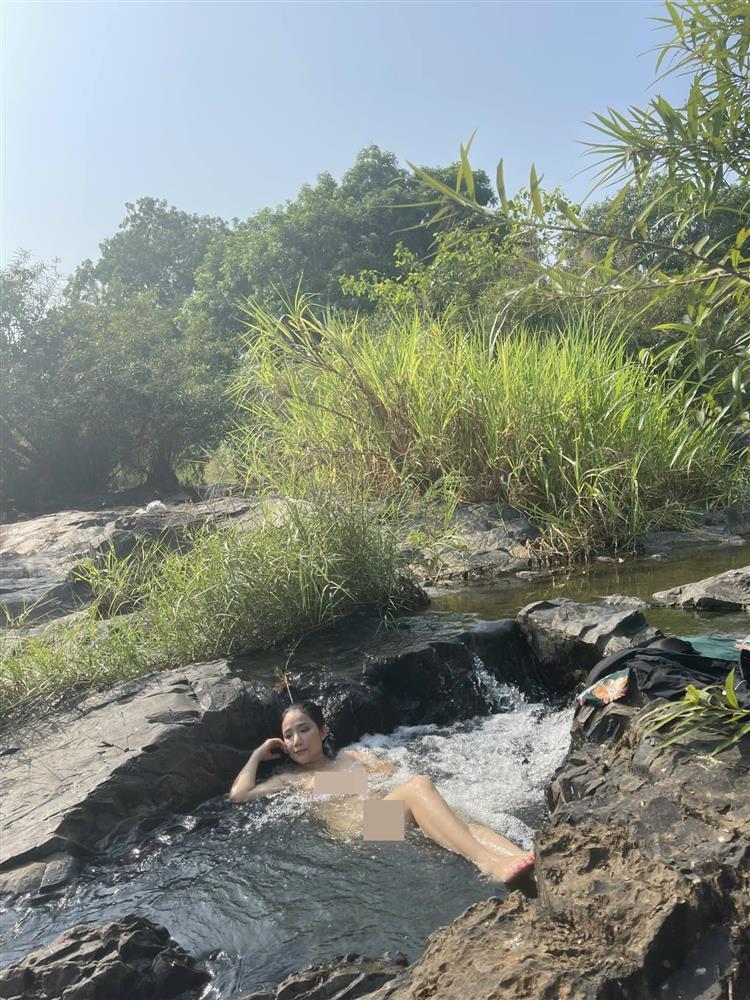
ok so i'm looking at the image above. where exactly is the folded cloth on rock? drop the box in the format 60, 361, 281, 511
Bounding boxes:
580, 638, 749, 709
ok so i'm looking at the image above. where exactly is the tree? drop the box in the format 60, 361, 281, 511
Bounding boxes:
1, 254, 230, 506
414, 1, 749, 420
1, 254, 117, 504
69, 197, 227, 306
180, 146, 495, 346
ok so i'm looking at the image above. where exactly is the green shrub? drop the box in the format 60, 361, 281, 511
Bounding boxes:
230, 298, 742, 558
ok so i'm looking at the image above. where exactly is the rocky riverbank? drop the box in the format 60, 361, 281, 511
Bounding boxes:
2, 496, 749, 628
3, 594, 747, 998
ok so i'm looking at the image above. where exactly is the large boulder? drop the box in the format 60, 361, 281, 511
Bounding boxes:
0, 914, 209, 1000
402, 502, 538, 585
653, 564, 750, 610
0, 660, 265, 895
0, 498, 259, 625
516, 597, 660, 688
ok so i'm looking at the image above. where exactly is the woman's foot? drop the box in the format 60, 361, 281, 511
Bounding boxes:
477, 848, 537, 898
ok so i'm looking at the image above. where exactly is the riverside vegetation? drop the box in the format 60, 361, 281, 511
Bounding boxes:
1, 0, 747, 722
0, 500, 406, 720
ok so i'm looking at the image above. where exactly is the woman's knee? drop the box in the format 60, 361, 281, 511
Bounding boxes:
388, 773, 433, 799
405, 774, 434, 793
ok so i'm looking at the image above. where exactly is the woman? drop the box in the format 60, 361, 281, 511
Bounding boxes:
230, 701, 536, 893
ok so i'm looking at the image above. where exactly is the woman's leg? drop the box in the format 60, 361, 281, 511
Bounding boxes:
467, 821, 526, 859
384, 775, 528, 883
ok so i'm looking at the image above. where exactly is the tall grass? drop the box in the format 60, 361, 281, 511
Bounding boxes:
230, 298, 741, 557
0, 499, 406, 720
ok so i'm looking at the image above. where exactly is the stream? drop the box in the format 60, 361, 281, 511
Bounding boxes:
0, 544, 747, 997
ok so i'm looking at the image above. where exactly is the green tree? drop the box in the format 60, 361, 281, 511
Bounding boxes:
69, 197, 227, 306
1, 254, 117, 503
1, 254, 230, 505
414, 0, 749, 420
181, 145, 495, 345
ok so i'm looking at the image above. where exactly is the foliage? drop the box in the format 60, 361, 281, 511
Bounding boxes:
181, 145, 495, 346
0, 498, 405, 719
1, 253, 115, 502
2, 197, 239, 502
68, 197, 227, 306
412, 2, 749, 424
638, 668, 750, 755
229, 297, 741, 558
339, 189, 556, 318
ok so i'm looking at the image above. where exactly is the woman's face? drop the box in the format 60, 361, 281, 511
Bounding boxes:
281, 709, 328, 765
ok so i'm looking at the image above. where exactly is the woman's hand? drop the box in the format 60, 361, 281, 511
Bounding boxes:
230, 738, 289, 802
255, 737, 288, 762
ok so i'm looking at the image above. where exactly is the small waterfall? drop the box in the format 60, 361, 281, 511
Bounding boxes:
469, 652, 525, 712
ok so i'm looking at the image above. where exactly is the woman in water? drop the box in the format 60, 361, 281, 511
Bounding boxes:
230, 700, 536, 892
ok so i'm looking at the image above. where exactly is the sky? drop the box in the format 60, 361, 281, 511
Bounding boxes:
1, 0, 686, 275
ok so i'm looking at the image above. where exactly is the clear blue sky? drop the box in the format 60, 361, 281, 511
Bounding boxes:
2, 0, 683, 275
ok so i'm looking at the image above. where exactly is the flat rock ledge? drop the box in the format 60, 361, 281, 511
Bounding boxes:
0, 914, 209, 1000
0, 659, 258, 896
0, 497, 261, 625
653, 564, 750, 611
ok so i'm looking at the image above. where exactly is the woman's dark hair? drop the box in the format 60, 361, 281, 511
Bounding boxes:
281, 700, 336, 758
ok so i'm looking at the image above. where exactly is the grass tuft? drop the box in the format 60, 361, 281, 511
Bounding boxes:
0, 498, 406, 721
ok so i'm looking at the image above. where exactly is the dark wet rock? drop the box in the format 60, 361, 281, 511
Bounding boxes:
653, 564, 750, 610
402, 502, 538, 586
0, 914, 209, 1000
0, 854, 79, 898
516, 597, 660, 688
360, 669, 750, 999
0, 498, 259, 625
0, 659, 260, 890
241, 953, 409, 1000
265, 619, 547, 754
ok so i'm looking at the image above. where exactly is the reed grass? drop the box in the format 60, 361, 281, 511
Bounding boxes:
230, 298, 741, 558
0, 498, 405, 720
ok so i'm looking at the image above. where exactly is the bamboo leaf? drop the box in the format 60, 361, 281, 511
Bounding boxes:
530, 164, 544, 218
496, 159, 510, 216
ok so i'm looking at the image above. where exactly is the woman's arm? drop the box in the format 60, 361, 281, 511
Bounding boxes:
229, 739, 291, 802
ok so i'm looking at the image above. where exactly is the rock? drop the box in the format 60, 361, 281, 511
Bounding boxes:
599, 594, 650, 609
516, 597, 660, 685
0, 498, 259, 625
653, 565, 750, 610
0, 659, 261, 888
241, 953, 409, 1000
638, 504, 750, 557
0, 619, 551, 899
402, 502, 538, 585
359, 671, 750, 999
0, 854, 79, 898
0, 914, 209, 1000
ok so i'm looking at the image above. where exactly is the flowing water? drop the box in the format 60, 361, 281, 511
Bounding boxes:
426, 543, 750, 639
0, 673, 573, 997
1, 544, 747, 995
